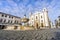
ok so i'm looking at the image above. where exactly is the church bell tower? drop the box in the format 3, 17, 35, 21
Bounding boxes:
43, 8, 50, 28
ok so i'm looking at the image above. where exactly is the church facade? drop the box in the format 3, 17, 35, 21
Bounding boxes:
29, 8, 51, 29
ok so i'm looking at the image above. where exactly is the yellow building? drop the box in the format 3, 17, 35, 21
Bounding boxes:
29, 8, 51, 29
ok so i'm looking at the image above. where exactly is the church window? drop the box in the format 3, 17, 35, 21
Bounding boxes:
36, 16, 37, 19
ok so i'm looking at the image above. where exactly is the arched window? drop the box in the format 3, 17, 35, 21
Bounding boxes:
41, 16, 42, 18
0, 19, 3, 23
36, 16, 37, 19
4, 19, 6, 23
2, 14, 4, 17
8, 20, 10, 23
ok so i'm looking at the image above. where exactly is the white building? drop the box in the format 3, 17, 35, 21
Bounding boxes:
29, 8, 51, 29
0, 12, 21, 30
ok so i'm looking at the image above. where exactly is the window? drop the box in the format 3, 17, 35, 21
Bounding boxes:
12, 17, 13, 19
2, 14, 4, 17
41, 16, 42, 18
9, 16, 11, 18
36, 16, 37, 19
14, 20, 16, 23
5, 15, 7, 17
0, 19, 3, 23
9, 16, 13, 19
14, 20, 19, 24
4, 19, 6, 23
1, 25, 7, 29
8, 20, 10, 23
11, 21, 12, 23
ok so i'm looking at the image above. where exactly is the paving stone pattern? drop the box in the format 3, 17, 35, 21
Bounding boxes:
0, 29, 60, 40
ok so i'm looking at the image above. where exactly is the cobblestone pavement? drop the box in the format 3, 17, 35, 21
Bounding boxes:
0, 29, 60, 40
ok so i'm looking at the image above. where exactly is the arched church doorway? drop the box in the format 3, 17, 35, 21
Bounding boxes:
36, 23, 39, 29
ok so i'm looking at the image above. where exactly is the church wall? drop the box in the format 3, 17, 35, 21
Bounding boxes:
29, 8, 50, 29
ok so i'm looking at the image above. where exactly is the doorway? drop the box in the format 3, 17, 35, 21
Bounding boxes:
41, 23, 43, 27
14, 26, 18, 29
36, 23, 39, 29
0, 25, 6, 29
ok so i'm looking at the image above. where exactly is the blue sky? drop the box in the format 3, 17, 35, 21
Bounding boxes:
0, 0, 60, 23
